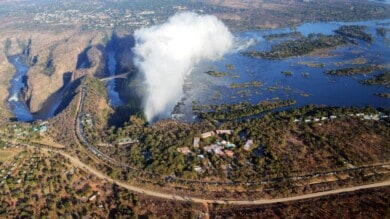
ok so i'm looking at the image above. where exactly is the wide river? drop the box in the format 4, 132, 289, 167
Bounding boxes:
179, 19, 390, 120
7, 19, 390, 122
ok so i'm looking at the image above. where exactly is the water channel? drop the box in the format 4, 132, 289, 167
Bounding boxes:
7, 19, 390, 122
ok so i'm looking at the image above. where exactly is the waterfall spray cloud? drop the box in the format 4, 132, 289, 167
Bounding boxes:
133, 12, 234, 122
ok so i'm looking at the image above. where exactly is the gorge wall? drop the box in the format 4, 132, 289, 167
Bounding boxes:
0, 28, 110, 119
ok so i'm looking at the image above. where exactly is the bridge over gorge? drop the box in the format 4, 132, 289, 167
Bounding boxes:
99, 72, 130, 82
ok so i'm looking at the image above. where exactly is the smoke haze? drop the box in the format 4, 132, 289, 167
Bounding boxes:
133, 12, 234, 122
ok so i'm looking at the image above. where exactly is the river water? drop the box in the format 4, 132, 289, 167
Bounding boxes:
7, 56, 34, 122
7, 19, 390, 122
179, 19, 390, 120
7, 49, 124, 122
106, 50, 123, 107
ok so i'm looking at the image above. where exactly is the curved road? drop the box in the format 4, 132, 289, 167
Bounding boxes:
56, 150, 390, 205
71, 87, 390, 205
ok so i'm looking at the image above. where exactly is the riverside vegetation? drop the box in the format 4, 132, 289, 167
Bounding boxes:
324, 65, 382, 76
360, 72, 390, 86
244, 34, 348, 59
194, 100, 296, 121
1, 0, 390, 216
244, 25, 374, 59
76, 81, 390, 184
67, 102, 390, 201
334, 25, 374, 42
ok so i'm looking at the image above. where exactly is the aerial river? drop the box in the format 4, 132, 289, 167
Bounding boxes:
7, 55, 34, 122
106, 50, 123, 107
180, 19, 390, 120
7, 49, 124, 122
7, 55, 74, 122
7, 19, 390, 122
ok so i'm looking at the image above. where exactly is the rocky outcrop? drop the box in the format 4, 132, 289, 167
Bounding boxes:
86, 46, 106, 78
0, 44, 14, 121
0, 27, 110, 119
16, 30, 107, 114
26, 31, 96, 113
110, 31, 139, 103
114, 31, 136, 74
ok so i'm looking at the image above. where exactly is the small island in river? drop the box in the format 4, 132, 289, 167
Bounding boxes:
324, 65, 382, 76
360, 72, 390, 86
334, 25, 374, 42
244, 33, 348, 59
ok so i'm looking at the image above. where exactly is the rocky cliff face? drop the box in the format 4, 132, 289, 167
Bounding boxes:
114, 31, 136, 74
0, 41, 14, 121
85, 46, 106, 78
25, 30, 107, 114
111, 31, 138, 103
0, 28, 109, 117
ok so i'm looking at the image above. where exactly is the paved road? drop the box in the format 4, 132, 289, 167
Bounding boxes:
70, 90, 390, 204
75, 88, 390, 188
56, 150, 390, 205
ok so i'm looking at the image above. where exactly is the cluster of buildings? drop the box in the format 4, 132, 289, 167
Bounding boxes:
33, 7, 156, 30
12, 122, 49, 138
204, 141, 236, 158
294, 112, 389, 124
31, 1, 194, 31
177, 129, 255, 161
176, 129, 256, 173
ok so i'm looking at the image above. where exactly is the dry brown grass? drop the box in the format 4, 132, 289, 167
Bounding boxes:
0, 148, 22, 162
273, 131, 338, 173
32, 137, 65, 149
211, 187, 390, 218
314, 119, 390, 164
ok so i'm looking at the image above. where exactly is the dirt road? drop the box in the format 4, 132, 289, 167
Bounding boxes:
56, 150, 390, 205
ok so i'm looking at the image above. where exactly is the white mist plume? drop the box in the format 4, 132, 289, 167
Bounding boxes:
233, 37, 258, 52
133, 12, 234, 122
